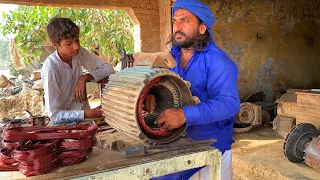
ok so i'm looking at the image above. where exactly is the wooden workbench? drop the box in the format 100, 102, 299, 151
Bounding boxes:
6, 146, 221, 180
1, 130, 221, 180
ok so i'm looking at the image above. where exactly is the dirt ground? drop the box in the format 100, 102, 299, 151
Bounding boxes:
232, 125, 320, 180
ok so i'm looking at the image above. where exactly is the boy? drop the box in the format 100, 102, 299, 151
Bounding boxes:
41, 17, 114, 125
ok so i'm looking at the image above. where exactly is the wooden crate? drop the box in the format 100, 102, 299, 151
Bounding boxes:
296, 91, 320, 129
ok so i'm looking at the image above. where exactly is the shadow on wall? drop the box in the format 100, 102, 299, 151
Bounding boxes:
255, 57, 277, 103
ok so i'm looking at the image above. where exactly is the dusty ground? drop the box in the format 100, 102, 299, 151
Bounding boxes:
232, 125, 320, 180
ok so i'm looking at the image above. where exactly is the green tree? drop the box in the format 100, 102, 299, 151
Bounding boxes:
0, 6, 134, 65
0, 38, 10, 70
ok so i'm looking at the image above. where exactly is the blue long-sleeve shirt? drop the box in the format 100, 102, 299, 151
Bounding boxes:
151, 42, 240, 180
171, 42, 240, 154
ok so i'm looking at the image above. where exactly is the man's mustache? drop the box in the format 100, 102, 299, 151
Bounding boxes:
174, 31, 186, 37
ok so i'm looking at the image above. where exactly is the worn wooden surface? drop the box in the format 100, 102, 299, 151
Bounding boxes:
276, 92, 297, 118
12, 143, 220, 180
296, 91, 320, 129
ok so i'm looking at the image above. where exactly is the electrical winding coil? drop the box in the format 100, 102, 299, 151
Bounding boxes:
101, 66, 193, 144
0, 124, 98, 176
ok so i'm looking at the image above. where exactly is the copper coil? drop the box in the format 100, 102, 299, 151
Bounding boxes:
0, 148, 18, 165
2, 140, 19, 149
138, 77, 175, 139
3, 124, 98, 141
18, 159, 60, 176
0, 163, 19, 171
61, 136, 96, 150
0, 124, 97, 176
60, 149, 90, 158
61, 156, 87, 166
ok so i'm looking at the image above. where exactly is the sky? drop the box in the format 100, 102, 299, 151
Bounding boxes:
0, 4, 18, 40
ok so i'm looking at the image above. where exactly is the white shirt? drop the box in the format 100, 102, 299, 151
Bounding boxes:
41, 47, 114, 123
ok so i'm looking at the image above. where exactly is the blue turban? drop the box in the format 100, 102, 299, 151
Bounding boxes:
172, 0, 215, 42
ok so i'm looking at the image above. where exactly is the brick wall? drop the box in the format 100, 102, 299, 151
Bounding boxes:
0, 0, 163, 53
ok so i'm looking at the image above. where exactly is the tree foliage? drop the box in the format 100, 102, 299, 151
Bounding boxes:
0, 38, 10, 70
0, 6, 134, 64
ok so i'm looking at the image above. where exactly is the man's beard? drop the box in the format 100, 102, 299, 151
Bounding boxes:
173, 29, 200, 48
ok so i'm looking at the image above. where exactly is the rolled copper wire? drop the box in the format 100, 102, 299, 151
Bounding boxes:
61, 156, 87, 166
18, 159, 60, 176
0, 124, 98, 176
0, 148, 18, 165
0, 164, 19, 171
2, 140, 19, 149
2, 124, 98, 141
61, 136, 97, 149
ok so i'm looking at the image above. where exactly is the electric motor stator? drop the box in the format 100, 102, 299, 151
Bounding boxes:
101, 66, 193, 144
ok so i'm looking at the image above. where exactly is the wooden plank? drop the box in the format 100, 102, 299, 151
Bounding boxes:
297, 92, 320, 106
296, 106, 320, 117
296, 112, 320, 129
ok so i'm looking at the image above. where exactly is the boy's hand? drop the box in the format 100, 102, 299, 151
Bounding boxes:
84, 106, 103, 118
156, 108, 186, 130
74, 74, 93, 103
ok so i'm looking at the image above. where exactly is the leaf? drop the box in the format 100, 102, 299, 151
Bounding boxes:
1, 5, 134, 64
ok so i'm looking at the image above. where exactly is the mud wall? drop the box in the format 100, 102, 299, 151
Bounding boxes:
206, 0, 320, 101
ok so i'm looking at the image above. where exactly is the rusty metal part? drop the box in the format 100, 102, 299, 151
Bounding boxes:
101, 66, 193, 144
132, 52, 176, 68
234, 102, 262, 133
237, 102, 262, 126
272, 116, 296, 138
261, 110, 271, 125
283, 123, 318, 163
244, 91, 265, 103
124, 139, 216, 158
305, 136, 320, 171
233, 125, 253, 133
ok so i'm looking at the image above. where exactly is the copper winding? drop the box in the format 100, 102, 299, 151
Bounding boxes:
61, 136, 97, 149
2, 124, 98, 141
0, 124, 98, 176
138, 77, 173, 138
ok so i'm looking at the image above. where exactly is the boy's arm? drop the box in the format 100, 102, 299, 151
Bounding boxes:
79, 47, 114, 82
42, 67, 103, 123
41, 67, 85, 123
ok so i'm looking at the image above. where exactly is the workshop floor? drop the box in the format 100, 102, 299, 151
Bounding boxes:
232, 125, 320, 180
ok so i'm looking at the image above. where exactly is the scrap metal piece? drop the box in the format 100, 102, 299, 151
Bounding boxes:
273, 116, 296, 138
305, 136, 320, 171
244, 91, 265, 103
237, 102, 262, 127
234, 102, 262, 133
283, 123, 318, 163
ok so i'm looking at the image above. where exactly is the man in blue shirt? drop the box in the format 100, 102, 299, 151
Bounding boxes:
152, 0, 240, 179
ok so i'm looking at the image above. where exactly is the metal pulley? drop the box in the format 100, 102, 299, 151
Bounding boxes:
284, 123, 319, 163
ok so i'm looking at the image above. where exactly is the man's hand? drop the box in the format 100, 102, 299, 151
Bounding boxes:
156, 108, 186, 130
84, 106, 103, 118
74, 74, 93, 103
143, 94, 156, 114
